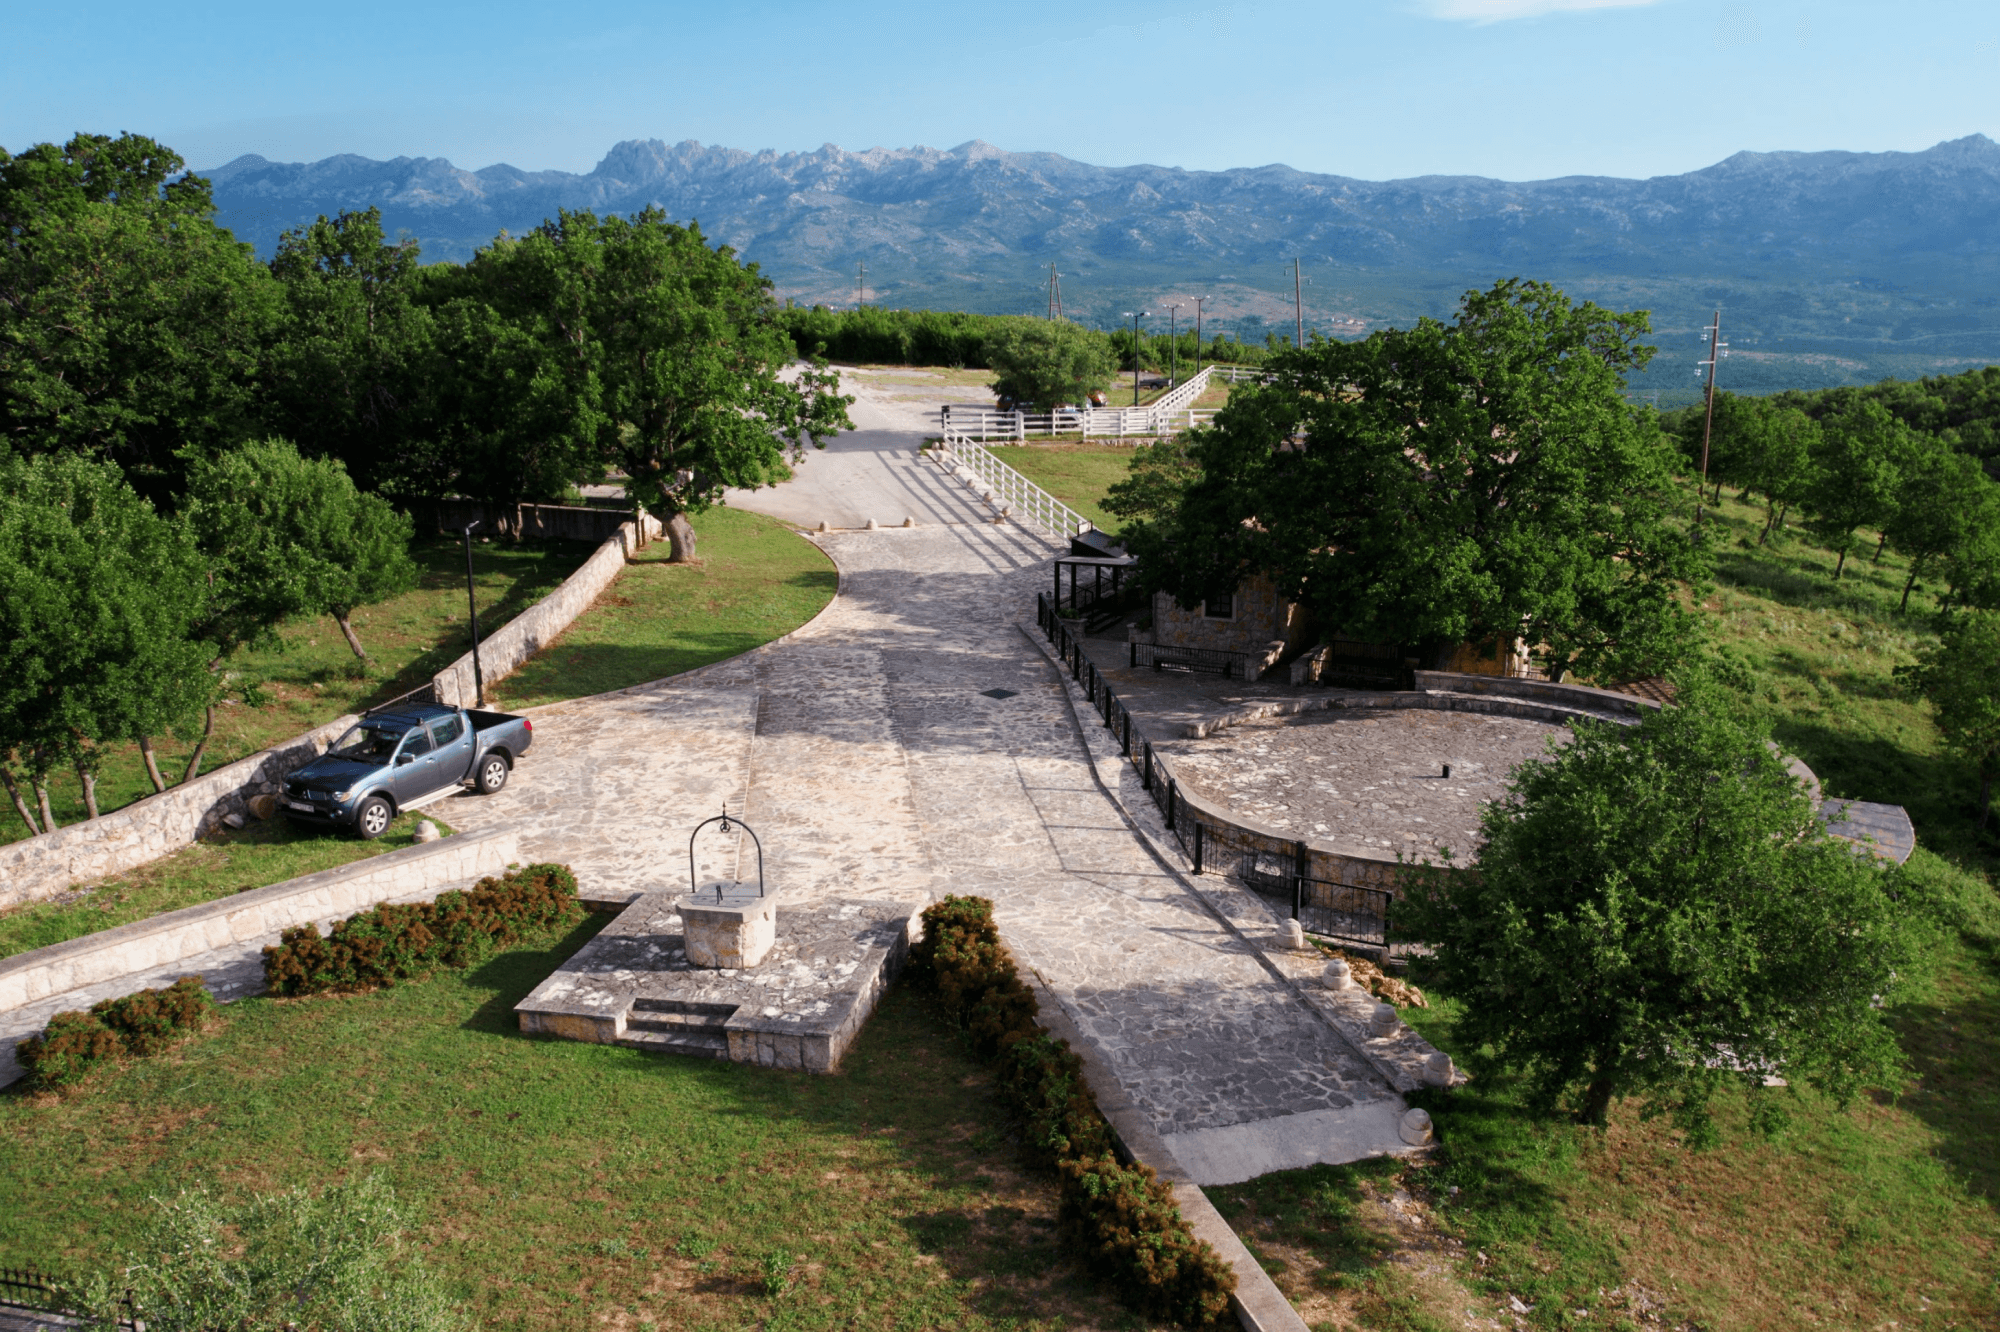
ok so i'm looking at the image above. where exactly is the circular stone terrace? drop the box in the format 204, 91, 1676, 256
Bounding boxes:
1157, 707, 1571, 862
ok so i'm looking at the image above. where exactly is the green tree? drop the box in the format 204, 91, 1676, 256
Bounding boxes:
0, 453, 212, 832
1901, 611, 2000, 829
1118, 279, 1706, 683
1883, 437, 2000, 611
1396, 678, 1937, 1140
1751, 405, 1819, 544
63, 1175, 462, 1332
984, 320, 1117, 411
585, 209, 851, 561
1806, 399, 1911, 577
0, 133, 277, 482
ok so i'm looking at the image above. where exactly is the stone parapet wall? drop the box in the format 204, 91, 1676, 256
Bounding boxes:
1411, 670, 1659, 719
0, 715, 359, 912
0, 826, 519, 1017
431, 515, 660, 708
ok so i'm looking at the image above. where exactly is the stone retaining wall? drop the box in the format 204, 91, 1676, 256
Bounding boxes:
431, 515, 661, 707
0, 715, 359, 912
1410, 670, 1660, 719
433, 500, 661, 546
0, 826, 520, 1017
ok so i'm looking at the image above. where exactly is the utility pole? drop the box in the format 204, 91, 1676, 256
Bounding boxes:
1695, 310, 1727, 525
1123, 310, 1149, 405
856, 260, 866, 309
1293, 258, 1304, 349
1164, 303, 1183, 385
1194, 295, 1209, 378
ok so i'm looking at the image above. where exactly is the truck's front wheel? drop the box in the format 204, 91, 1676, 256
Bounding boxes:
476, 754, 510, 795
355, 796, 393, 840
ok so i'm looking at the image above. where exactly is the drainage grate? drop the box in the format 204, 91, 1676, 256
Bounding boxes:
979, 688, 1019, 699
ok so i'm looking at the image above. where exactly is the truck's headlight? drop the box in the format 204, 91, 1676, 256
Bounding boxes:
331, 789, 351, 802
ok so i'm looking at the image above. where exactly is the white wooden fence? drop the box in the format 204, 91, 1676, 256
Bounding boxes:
941, 363, 1235, 441
929, 429, 1094, 539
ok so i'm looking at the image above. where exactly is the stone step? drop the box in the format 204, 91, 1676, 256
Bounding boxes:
618, 1028, 730, 1058
631, 997, 738, 1019
626, 1012, 729, 1034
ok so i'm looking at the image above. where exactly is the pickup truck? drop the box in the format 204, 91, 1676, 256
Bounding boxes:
280, 703, 533, 839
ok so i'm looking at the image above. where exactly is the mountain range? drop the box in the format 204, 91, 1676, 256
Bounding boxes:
202, 135, 2000, 401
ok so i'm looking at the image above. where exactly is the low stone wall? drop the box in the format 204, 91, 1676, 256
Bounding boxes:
0, 715, 359, 912
433, 500, 662, 546
431, 515, 661, 708
1411, 670, 1660, 720
0, 826, 520, 1018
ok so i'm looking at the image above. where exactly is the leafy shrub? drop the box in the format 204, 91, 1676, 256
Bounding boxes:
263, 862, 580, 996
1059, 1154, 1238, 1327
16, 977, 214, 1089
913, 895, 1235, 1325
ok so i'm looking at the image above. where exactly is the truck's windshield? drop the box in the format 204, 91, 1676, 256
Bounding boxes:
329, 724, 409, 762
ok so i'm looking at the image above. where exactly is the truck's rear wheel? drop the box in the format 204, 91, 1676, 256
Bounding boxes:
355, 796, 393, 840
476, 754, 510, 795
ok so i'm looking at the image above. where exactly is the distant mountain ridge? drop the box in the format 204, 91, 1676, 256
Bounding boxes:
202, 134, 2000, 398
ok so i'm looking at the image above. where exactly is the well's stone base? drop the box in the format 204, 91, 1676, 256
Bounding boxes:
678, 892, 777, 969
514, 895, 916, 1074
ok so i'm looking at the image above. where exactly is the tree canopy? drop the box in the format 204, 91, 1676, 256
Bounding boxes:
1901, 610, 2000, 829
1396, 678, 1941, 1142
1111, 279, 1707, 682
983, 320, 1116, 411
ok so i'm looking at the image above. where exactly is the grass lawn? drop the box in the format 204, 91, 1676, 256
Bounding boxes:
985, 444, 1144, 536
0, 810, 453, 963
491, 507, 835, 709
0, 922, 1161, 1332
9, 535, 597, 847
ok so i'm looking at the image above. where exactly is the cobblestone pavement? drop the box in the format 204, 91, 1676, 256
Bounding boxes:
455, 417, 1404, 1155
1159, 708, 1569, 860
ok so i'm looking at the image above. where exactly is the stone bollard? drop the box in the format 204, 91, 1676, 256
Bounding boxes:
413, 820, 442, 843
1398, 1107, 1434, 1146
903, 516, 916, 527
817, 520, 829, 532
1423, 1051, 1454, 1086
1322, 958, 1355, 991
1367, 1002, 1400, 1038
1277, 919, 1306, 950
866, 518, 879, 530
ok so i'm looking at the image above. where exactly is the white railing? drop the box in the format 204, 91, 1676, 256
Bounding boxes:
930, 428, 1093, 539
940, 365, 1232, 442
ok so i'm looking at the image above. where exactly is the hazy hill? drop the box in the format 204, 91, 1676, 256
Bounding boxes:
203, 135, 2000, 402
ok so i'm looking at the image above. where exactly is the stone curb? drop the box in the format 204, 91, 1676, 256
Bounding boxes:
1023, 623, 1466, 1096
0, 826, 521, 1015
1016, 965, 1311, 1332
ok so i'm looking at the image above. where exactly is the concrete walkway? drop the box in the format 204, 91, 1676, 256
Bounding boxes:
442, 376, 1409, 1183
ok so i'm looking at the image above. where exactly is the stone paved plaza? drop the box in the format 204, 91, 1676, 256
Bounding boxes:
1159, 708, 1570, 860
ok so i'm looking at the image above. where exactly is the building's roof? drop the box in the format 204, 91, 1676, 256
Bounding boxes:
1818, 798, 1917, 864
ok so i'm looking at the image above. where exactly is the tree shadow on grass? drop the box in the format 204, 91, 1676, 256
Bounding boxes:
458, 913, 612, 1035
1767, 716, 1993, 861
1894, 929, 2000, 1202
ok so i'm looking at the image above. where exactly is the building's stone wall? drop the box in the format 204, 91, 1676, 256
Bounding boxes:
1151, 573, 1306, 657
0, 827, 519, 1018
0, 715, 359, 911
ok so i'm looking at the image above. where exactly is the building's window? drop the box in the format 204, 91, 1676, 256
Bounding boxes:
1202, 595, 1235, 620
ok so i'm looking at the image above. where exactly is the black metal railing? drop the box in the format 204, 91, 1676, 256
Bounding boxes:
0, 1266, 136, 1327
364, 681, 441, 716
1239, 851, 1392, 952
1129, 640, 1257, 680
1312, 638, 1411, 690
1036, 592, 1400, 951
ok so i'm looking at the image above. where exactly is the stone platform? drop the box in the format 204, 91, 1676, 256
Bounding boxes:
514, 895, 916, 1072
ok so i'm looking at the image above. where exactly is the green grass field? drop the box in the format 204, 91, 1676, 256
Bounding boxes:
0, 923, 1158, 1332
7, 535, 597, 846
491, 507, 835, 709
986, 444, 1143, 536
0, 811, 453, 963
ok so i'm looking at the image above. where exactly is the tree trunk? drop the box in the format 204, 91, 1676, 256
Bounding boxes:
1580, 1073, 1617, 1126
1873, 532, 1888, 564
1900, 566, 1921, 613
1759, 505, 1776, 545
1778, 502, 1790, 532
1981, 768, 1994, 833
74, 757, 99, 820
34, 780, 55, 833
334, 611, 369, 662
665, 511, 697, 564
1834, 545, 1849, 579
181, 705, 216, 784
0, 768, 40, 837
138, 735, 167, 793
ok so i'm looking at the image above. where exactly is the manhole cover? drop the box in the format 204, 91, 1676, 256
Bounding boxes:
980, 688, 1019, 700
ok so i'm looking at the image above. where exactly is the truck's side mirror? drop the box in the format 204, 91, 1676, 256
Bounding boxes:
396, 754, 415, 767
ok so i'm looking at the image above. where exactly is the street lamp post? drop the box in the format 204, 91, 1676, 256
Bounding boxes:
461, 520, 486, 707
1193, 296, 1210, 379
1123, 310, 1149, 406
1164, 303, 1183, 387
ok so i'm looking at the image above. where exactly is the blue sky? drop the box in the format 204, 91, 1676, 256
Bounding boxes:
7, 0, 1996, 181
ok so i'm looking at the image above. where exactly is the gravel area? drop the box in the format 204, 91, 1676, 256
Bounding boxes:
1160, 707, 1569, 862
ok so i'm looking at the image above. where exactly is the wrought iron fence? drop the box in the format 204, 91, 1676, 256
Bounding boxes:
1129, 640, 1257, 680
1036, 592, 1400, 951
0, 1266, 136, 1327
